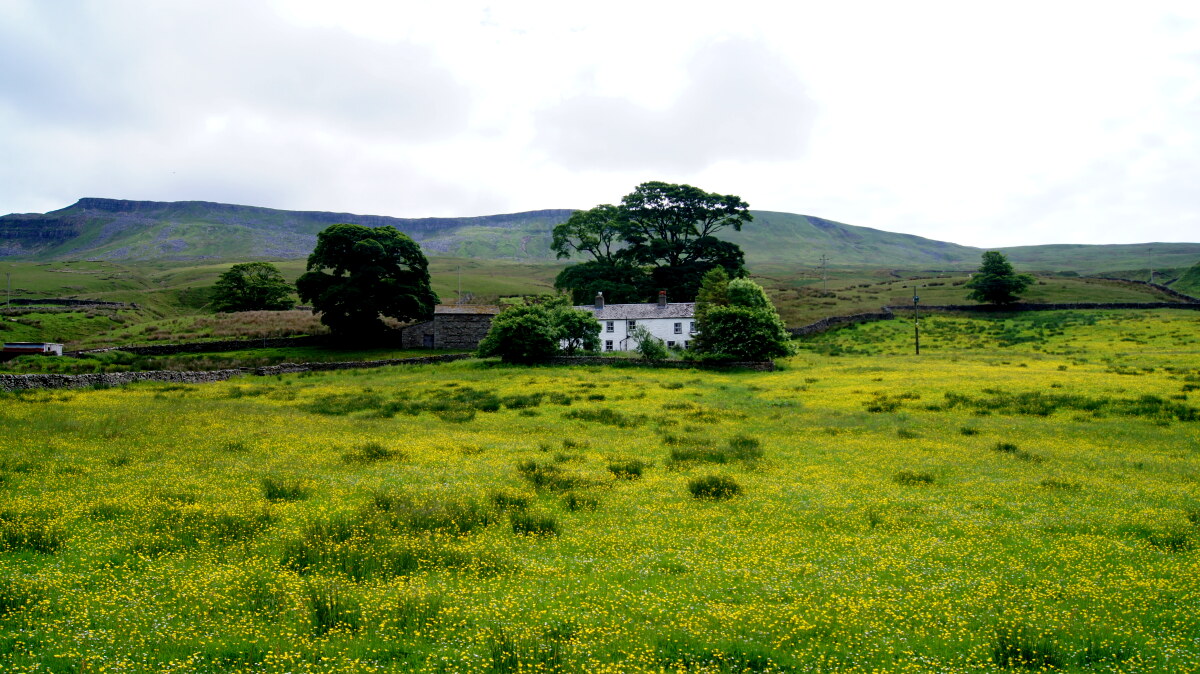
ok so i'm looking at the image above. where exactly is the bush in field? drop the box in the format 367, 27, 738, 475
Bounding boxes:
478, 298, 561, 364
211, 262, 296, 312
692, 274, 794, 361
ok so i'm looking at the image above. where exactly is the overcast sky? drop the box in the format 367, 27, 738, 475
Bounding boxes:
1, 1, 1197, 247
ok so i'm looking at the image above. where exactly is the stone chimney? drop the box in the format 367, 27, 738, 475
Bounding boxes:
595, 292, 604, 310
657, 290, 667, 307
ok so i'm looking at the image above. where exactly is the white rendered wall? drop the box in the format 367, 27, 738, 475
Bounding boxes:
595, 317, 695, 351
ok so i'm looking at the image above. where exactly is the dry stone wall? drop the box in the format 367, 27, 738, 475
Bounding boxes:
71, 335, 327, 357
547, 356, 775, 371
0, 354, 473, 392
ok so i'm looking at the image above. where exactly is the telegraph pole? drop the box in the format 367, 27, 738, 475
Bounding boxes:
819, 254, 830, 292
906, 284, 922, 355
1148, 247, 1154, 285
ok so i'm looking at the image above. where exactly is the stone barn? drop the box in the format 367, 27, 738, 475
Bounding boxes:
401, 305, 500, 350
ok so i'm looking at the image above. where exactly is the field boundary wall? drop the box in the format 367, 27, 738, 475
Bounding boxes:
0, 353, 473, 392
791, 301, 1200, 336
70, 335, 329, 356
547, 356, 775, 372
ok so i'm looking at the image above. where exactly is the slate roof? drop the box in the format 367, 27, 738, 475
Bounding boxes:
574, 302, 695, 320
434, 304, 501, 315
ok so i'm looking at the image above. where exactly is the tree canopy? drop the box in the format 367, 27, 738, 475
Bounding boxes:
692, 275, 794, 362
211, 262, 295, 312
477, 295, 599, 363
964, 251, 1035, 305
551, 182, 750, 303
295, 224, 438, 337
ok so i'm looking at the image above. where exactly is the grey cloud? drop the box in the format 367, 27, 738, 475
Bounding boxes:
0, 1, 472, 140
533, 39, 816, 171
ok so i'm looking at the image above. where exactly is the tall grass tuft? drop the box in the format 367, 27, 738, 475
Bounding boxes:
607, 459, 648, 479
688, 475, 743, 500
893, 470, 935, 486
510, 512, 559, 537
261, 476, 310, 502
306, 583, 361, 636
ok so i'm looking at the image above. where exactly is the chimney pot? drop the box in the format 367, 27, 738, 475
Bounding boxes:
657, 290, 667, 307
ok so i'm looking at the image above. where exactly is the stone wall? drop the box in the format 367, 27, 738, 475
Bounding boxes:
789, 301, 1200, 337
546, 356, 775, 372
400, 320, 434, 349
435, 314, 493, 349
887, 301, 1200, 313
790, 310, 895, 336
11, 298, 131, 308
0, 354, 473, 392
70, 335, 328, 357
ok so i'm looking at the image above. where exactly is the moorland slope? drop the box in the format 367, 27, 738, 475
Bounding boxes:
4, 198, 1199, 275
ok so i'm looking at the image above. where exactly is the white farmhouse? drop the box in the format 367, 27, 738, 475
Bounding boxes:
576, 291, 696, 352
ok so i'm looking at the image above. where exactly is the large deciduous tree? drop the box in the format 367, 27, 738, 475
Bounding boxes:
211, 262, 295, 312
620, 181, 750, 300
296, 223, 438, 338
964, 251, 1035, 305
552, 205, 649, 304
551, 182, 750, 303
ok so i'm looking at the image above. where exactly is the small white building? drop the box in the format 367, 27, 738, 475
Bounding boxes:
576, 292, 696, 352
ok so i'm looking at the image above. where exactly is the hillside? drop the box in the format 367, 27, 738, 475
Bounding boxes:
4, 198, 1200, 275
1174, 260, 1200, 296
0, 198, 571, 262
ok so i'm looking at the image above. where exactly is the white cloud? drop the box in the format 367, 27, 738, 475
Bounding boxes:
1, 0, 1198, 247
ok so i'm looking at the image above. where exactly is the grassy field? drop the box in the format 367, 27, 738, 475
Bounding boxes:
0, 310, 1197, 672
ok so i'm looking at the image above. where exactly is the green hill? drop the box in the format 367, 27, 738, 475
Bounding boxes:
4, 198, 1200, 275
1172, 260, 1200, 296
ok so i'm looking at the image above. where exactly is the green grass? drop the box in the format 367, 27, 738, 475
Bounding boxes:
0, 310, 1197, 671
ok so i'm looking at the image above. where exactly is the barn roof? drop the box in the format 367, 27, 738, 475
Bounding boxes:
574, 303, 695, 320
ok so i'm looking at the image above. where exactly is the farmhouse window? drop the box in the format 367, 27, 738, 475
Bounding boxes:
667, 341, 676, 347
605, 320, 614, 333
605, 340, 613, 351
627, 320, 637, 330
688, 321, 695, 333
674, 322, 682, 334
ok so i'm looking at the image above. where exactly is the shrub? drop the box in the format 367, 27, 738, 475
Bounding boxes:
688, 475, 743, 500
633, 326, 669, 361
